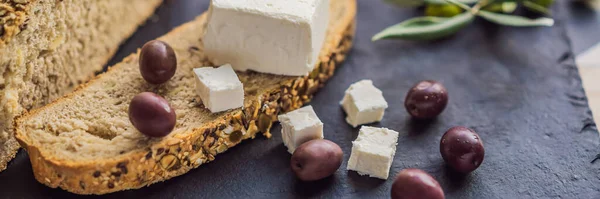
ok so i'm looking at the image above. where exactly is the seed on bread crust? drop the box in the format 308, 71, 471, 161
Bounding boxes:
145, 151, 152, 160
229, 130, 243, 143
117, 161, 128, 174
159, 154, 180, 171
93, 171, 101, 178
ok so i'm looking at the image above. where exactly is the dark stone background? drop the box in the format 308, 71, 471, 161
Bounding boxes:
1, 0, 599, 198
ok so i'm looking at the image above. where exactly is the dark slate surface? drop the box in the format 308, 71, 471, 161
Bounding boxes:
564, 1, 600, 54
1, 0, 600, 198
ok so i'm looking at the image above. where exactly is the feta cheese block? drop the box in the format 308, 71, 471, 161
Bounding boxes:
203, 0, 330, 76
347, 126, 399, 179
194, 64, 244, 113
278, 106, 324, 154
340, 80, 389, 127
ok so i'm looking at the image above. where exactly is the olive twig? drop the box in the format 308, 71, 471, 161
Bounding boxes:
471, 0, 489, 14
373, 0, 556, 41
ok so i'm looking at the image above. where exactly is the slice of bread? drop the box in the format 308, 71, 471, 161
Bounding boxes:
16, 0, 356, 195
0, 0, 163, 172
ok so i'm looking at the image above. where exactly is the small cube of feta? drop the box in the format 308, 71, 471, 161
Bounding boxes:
194, 64, 244, 113
340, 80, 388, 127
278, 106, 324, 154
347, 142, 395, 179
347, 126, 399, 179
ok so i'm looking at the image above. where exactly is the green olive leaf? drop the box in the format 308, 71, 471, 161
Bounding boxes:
522, 0, 552, 15
372, 12, 475, 41
476, 10, 554, 26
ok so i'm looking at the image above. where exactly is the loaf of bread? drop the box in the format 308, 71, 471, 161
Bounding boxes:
16, 0, 356, 194
0, 0, 162, 171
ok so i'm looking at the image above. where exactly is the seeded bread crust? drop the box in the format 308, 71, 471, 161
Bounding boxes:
0, 0, 162, 172
15, 0, 356, 195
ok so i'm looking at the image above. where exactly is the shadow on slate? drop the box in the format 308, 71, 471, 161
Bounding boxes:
1, 0, 599, 198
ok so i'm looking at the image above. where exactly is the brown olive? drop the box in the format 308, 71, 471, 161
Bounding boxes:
139, 40, 177, 84
129, 92, 176, 137
291, 139, 343, 181
405, 80, 448, 119
440, 126, 485, 173
391, 169, 445, 199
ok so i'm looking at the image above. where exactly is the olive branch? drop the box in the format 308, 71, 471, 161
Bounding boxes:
373, 0, 555, 41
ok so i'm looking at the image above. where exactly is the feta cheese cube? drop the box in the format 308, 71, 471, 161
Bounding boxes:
194, 64, 244, 113
203, 0, 330, 76
340, 80, 388, 127
278, 106, 324, 154
354, 126, 399, 148
347, 142, 395, 179
347, 126, 399, 179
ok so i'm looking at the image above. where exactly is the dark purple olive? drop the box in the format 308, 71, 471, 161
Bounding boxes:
291, 139, 343, 181
391, 169, 445, 199
139, 40, 177, 84
440, 126, 484, 173
129, 92, 176, 137
405, 80, 448, 119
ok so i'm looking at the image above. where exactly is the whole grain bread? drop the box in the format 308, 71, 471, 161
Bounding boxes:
0, 0, 162, 172
16, 0, 356, 194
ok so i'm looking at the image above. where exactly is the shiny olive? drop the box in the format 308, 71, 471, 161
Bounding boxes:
424, 4, 463, 18
440, 126, 485, 173
139, 40, 177, 84
291, 139, 343, 181
405, 80, 448, 119
391, 169, 445, 199
129, 92, 176, 137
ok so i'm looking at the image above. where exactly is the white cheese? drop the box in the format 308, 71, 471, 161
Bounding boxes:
347, 126, 399, 179
354, 126, 399, 148
203, 0, 330, 76
278, 105, 324, 154
340, 80, 388, 127
193, 64, 244, 113
347, 142, 395, 179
